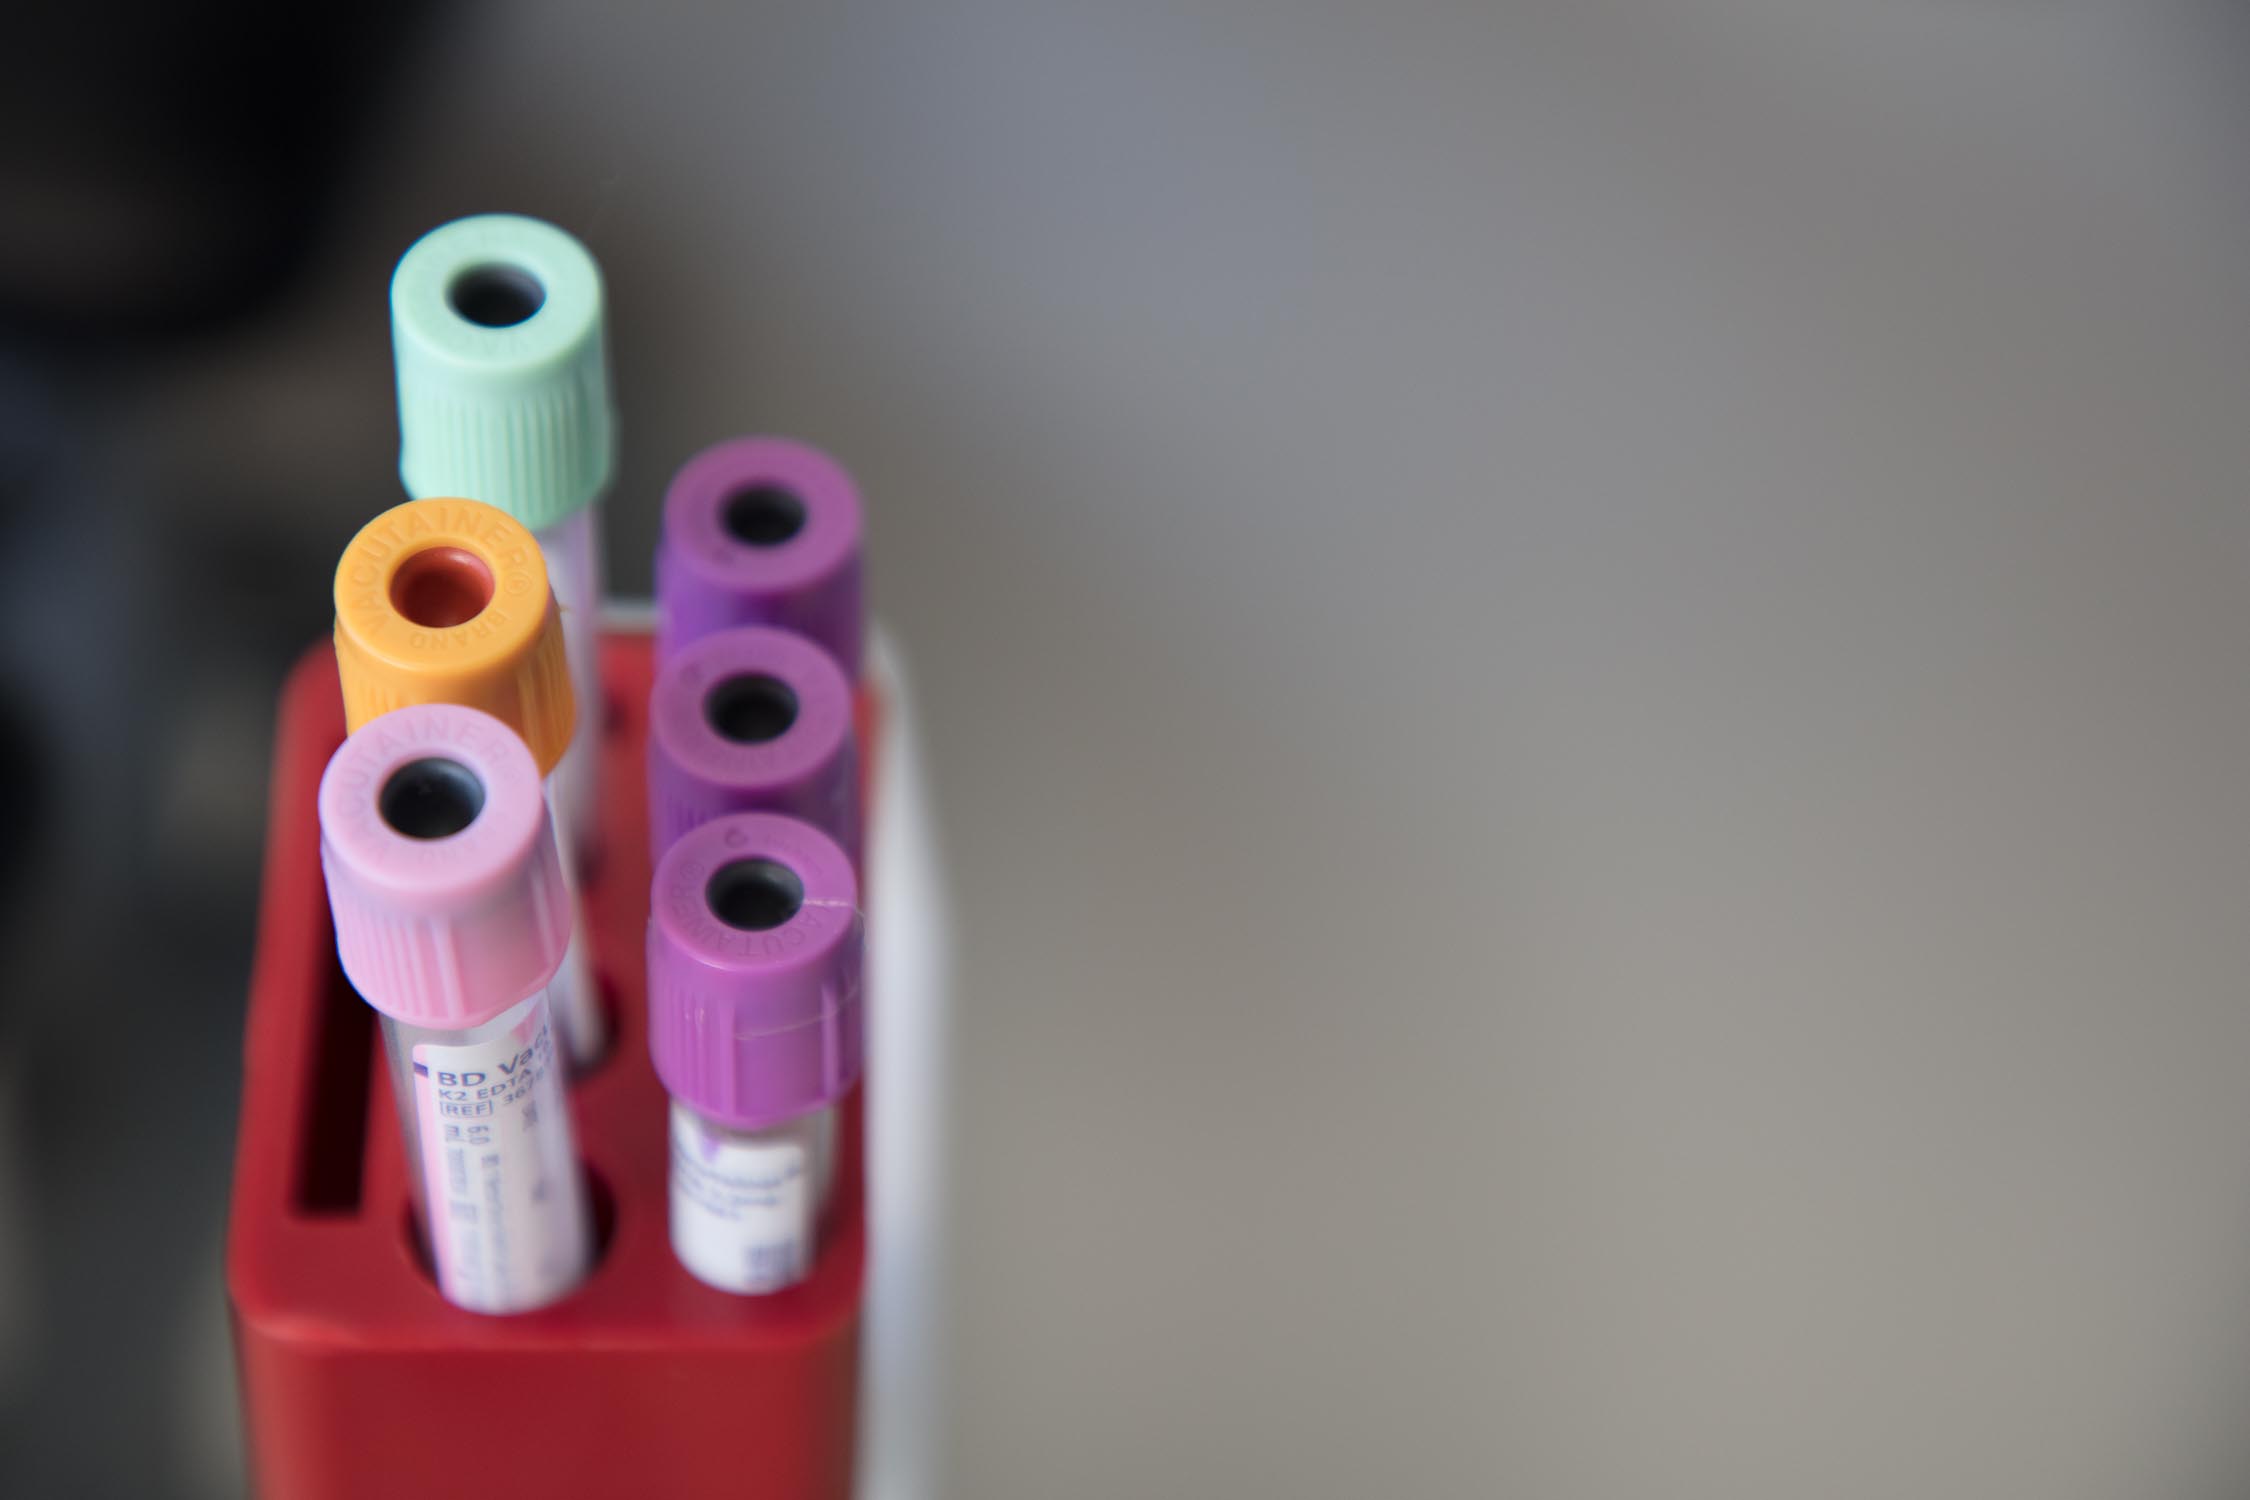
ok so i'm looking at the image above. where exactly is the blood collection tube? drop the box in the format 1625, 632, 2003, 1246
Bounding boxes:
649, 812, 863, 1295
333, 496, 608, 1070
654, 437, 864, 674
317, 703, 590, 1314
647, 625, 859, 866
392, 212, 617, 873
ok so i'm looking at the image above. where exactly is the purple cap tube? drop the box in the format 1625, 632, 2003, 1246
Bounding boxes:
655, 437, 864, 675
650, 812, 863, 1294
647, 626, 859, 868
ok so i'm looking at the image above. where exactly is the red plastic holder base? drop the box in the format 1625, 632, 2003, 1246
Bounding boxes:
228, 634, 866, 1500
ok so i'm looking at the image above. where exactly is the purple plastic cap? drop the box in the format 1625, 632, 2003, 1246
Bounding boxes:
648, 626, 860, 866
648, 812, 863, 1130
655, 437, 864, 674
318, 704, 571, 1030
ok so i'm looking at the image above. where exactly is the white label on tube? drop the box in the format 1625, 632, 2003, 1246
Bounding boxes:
669, 1103, 814, 1294
411, 1001, 587, 1313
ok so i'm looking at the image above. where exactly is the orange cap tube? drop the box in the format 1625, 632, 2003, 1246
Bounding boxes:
333, 497, 577, 776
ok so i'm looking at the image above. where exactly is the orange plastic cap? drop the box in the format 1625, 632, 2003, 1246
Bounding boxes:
333, 497, 576, 775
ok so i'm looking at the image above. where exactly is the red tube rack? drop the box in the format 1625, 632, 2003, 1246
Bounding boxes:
228, 634, 866, 1499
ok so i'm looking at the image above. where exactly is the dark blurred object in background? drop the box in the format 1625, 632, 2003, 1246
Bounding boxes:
0, 0, 437, 343
0, 6, 437, 1494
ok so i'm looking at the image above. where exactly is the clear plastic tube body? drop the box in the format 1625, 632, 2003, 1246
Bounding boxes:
383, 988, 591, 1314
539, 792, 606, 1071
536, 507, 609, 1070
536, 504, 604, 872
667, 1102, 836, 1296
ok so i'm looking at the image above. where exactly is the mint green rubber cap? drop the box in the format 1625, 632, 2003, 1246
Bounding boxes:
391, 214, 617, 532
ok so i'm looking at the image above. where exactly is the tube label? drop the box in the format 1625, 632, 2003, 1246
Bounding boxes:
669, 1103, 815, 1294
412, 998, 588, 1313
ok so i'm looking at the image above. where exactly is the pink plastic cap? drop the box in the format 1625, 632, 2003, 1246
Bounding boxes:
647, 626, 859, 866
648, 813, 863, 1131
318, 704, 571, 1029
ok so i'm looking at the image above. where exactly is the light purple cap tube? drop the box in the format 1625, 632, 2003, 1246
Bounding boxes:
318, 704, 571, 1030
648, 812, 864, 1131
655, 437, 865, 674
647, 626, 860, 867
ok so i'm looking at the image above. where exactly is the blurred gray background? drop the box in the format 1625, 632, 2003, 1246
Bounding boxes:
5, 3, 2250, 1496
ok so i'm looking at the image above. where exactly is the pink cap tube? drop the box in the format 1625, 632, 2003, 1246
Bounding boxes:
648, 813, 863, 1131
647, 625, 859, 866
655, 437, 865, 674
318, 704, 571, 1030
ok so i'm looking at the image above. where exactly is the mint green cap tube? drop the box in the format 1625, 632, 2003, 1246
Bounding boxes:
391, 214, 617, 532
393, 214, 618, 885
